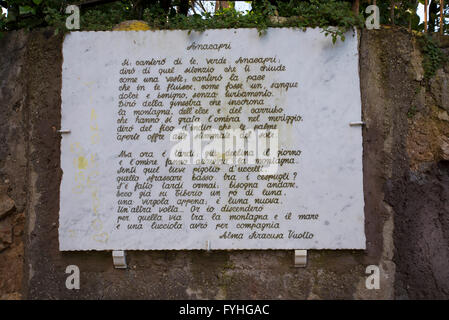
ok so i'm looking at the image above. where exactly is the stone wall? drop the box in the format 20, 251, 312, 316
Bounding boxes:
0, 27, 448, 300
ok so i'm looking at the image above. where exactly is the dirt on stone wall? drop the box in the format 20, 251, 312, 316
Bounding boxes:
0, 27, 448, 300
396, 43, 449, 300
0, 30, 30, 300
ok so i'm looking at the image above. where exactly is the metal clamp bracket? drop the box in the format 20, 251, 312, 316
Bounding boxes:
294, 250, 307, 267
112, 250, 127, 269
349, 121, 365, 127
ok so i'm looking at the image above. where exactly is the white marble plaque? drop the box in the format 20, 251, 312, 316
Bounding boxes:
59, 28, 365, 251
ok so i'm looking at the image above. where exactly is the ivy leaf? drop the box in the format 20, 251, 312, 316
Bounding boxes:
33, 0, 43, 5
19, 6, 36, 15
6, 11, 17, 22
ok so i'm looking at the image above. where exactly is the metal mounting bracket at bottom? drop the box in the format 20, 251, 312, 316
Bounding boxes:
294, 250, 307, 267
112, 250, 127, 269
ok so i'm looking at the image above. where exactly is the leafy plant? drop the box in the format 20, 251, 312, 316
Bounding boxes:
0, 0, 447, 42
144, 5, 271, 36
80, 2, 134, 31
141, 0, 363, 42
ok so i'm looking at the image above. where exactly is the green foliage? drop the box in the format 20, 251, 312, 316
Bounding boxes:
143, 5, 271, 35
1, 0, 50, 30
0, 0, 364, 42
80, 2, 134, 31
270, 0, 364, 43
42, 4, 65, 34
276, 0, 361, 26
143, 0, 362, 42
418, 34, 447, 79
0, 0, 447, 42
0, 11, 6, 35
0, 0, 135, 32
407, 105, 417, 118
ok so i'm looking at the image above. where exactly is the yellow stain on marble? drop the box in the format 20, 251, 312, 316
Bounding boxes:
112, 20, 151, 31
91, 109, 97, 120
77, 156, 88, 169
